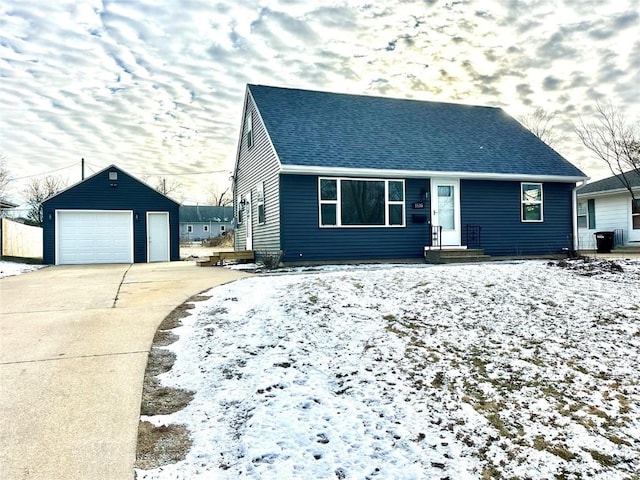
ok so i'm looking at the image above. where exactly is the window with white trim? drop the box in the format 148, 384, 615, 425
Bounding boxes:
187, 225, 193, 233
256, 182, 265, 224
237, 199, 244, 224
203, 225, 209, 233
246, 112, 253, 149
577, 199, 595, 229
521, 183, 543, 222
319, 177, 405, 227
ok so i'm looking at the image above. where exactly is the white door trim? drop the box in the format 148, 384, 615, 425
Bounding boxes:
147, 211, 170, 262
431, 178, 461, 247
629, 197, 640, 243
244, 193, 253, 250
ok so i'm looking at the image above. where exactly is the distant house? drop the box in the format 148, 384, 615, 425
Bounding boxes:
0, 198, 18, 215
179, 205, 233, 242
576, 172, 640, 250
232, 85, 587, 263
42, 165, 180, 265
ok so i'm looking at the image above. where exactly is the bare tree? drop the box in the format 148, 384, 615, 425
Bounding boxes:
155, 177, 181, 196
519, 107, 561, 147
208, 185, 232, 206
0, 156, 9, 201
575, 101, 640, 200
24, 176, 66, 226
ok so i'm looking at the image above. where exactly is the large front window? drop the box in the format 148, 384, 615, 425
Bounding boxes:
521, 183, 543, 222
319, 178, 405, 227
633, 199, 640, 230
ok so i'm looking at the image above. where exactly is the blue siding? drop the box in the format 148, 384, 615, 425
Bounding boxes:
460, 180, 574, 256
42, 166, 180, 264
280, 175, 431, 262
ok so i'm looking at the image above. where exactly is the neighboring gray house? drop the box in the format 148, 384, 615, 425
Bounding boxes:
576, 171, 640, 250
179, 205, 233, 242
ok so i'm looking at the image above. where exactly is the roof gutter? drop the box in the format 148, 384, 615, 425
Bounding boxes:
279, 165, 588, 183
577, 186, 640, 198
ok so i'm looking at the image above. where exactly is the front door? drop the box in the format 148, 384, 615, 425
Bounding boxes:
147, 212, 170, 262
244, 194, 252, 250
630, 198, 640, 243
431, 178, 461, 247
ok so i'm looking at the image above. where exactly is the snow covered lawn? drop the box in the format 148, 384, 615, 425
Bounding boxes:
0, 260, 44, 278
138, 259, 640, 479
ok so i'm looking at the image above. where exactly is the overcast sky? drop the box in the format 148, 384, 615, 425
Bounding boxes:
1, 0, 638, 204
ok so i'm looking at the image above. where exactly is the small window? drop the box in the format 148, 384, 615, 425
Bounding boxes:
521, 183, 543, 222
220, 225, 225, 232
578, 199, 596, 229
246, 112, 253, 149
203, 225, 209, 233
187, 225, 193, 233
109, 171, 118, 180
388, 180, 405, 226
319, 179, 338, 226
256, 182, 265, 224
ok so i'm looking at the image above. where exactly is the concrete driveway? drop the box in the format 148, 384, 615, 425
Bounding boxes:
0, 261, 250, 480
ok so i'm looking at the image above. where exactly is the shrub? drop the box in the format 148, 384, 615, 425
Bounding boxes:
202, 230, 234, 248
257, 250, 283, 269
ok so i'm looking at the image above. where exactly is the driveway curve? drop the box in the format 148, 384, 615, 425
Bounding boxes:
0, 261, 250, 480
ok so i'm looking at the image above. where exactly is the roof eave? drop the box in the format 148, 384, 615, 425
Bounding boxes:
279, 165, 587, 183
577, 186, 640, 197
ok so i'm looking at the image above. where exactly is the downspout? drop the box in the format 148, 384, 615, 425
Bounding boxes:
572, 179, 588, 254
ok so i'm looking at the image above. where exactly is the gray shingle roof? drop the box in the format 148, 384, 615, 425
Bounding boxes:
179, 206, 233, 223
577, 171, 640, 195
248, 85, 586, 179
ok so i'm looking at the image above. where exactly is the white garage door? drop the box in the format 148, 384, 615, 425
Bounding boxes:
56, 210, 133, 265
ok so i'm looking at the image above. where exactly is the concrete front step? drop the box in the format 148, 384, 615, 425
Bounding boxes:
424, 248, 490, 264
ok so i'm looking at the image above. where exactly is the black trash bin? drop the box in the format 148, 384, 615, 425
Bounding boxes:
594, 231, 614, 253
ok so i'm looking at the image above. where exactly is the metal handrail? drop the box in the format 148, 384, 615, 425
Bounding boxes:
431, 225, 442, 250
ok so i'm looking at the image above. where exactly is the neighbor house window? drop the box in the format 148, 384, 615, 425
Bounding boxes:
521, 183, 543, 222
187, 225, 193, 233
319, 177, 405, 227
577, 199, 595, 229
246, 112, 253, 149
203, 225, 209, 233
220, 225, 225, 232
633, 199, 640, 229
256, 182, 265, 224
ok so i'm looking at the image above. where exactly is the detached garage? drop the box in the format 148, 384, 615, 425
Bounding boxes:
42, 165, 180, 265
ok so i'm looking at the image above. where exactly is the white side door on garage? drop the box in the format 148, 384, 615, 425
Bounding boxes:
147, 212, 170, 262
56, 210, 133, 265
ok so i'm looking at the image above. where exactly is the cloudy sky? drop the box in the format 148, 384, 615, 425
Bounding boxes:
1, 0, 638, 204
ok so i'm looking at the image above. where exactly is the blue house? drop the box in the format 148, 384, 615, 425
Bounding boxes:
232, 85, 587, 263
42, 165, 180, 265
